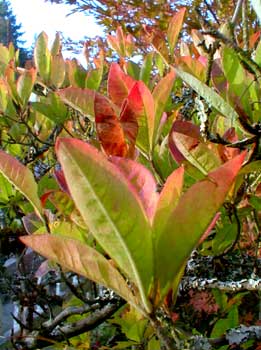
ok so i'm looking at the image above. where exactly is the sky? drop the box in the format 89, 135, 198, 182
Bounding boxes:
9, 0, 104, 60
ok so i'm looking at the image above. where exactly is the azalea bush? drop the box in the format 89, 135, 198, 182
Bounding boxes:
0, 3, 260, 350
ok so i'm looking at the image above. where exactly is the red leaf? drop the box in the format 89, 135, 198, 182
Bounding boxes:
94, 93, 128, 157
108, 62, 136, 108
120, 81, 155, 153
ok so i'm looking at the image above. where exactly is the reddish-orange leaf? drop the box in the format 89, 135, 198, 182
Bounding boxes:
167, 7, 186, 56
108, 63, 136, 108
95, 93, 128, 157
120, 81, 155, 154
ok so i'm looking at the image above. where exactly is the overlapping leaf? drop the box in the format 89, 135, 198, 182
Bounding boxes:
56, 138, 153, 313
58, 87, 95, 121
120, 81, 155, 154
167, 8, 186, 56
94, 93, 128, 157
175, 68, 239, 122
108, 63, 136, 108
21, 234, 138, 308
153, 152, 246, 303
110, 156, 159, 223
0, 149, 43, 220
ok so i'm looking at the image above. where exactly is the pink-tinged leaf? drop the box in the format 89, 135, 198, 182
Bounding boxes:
58, 87, 95, 121
152, 69, 176, 144
217, 128, 240, 163
54, 169, 70, 195
120, 81, 155, 154
169, 120, 200, 164
22, 213, 43, 235
110, 156, 159, 223
154, 151, 246, 305
56, 138, 153, 313
94, 93, 128, 157
0, 150, 43, 220
21, 234, 138, 307
153, 166, 184, 231
198, 212, 221, 245
167, 8, 186, 56
108, 63, 136, 108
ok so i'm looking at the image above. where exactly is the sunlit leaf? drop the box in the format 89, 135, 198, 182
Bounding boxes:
21, 234, 138, 307
175, 68, 239, 121
16, 68, 37, 106
50, 53, 65, 88
167, 8, 186, 56
152, 69, 175, 144
0, 150, 43, 220
34, 31, 51, 83
56, 138, 153, 313
58, 87, 95, 121
108, 63, 136, 108
121, 81, 155, 154
140, 53, 154, 86
154, 152, 246, 304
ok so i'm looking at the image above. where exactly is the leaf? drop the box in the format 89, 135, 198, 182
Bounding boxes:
58, 87, 95, 121
108, 63, 136, 108
172, 131, 222, 175
21, 234, 138, 307
50, 53, 65, 88
110, 156, 159, 223
140, 52, 154, 86
152, 69, 175, 144
56, 138, 153, 313
175, 68, 239, 121
167, 8, 186, 56
154, 152, 246, 304
121, 81, 155, 154
0, 149, 43, 220
16, 68, 37, 106
32, 92, 68, 124
94, 93, 128, 157
34, 31, 51, 83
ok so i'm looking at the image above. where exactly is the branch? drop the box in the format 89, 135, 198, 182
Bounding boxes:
180, 276, 261, 292
190, 325, 261, 349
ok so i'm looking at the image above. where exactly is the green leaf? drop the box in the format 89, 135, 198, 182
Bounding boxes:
32, 92, 67, 124
56, 138, 153, 313
172, 131, 222, 175
249, 195, 261, 210
211, 305, 238, 338
167, 8, 186, 56
212, 220, 238, 255
50, 53, 65, 88
175, 68, 239, 121
16, 68, 37, 106
152, 69, 175, 144
34, 31, 51, 83
21, 234, 138, 308
58, 87, 95, 121
140, 53, 154, 86
154, 152, 246, 303
0, 149, 43, 221
51, 32, 62, 56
